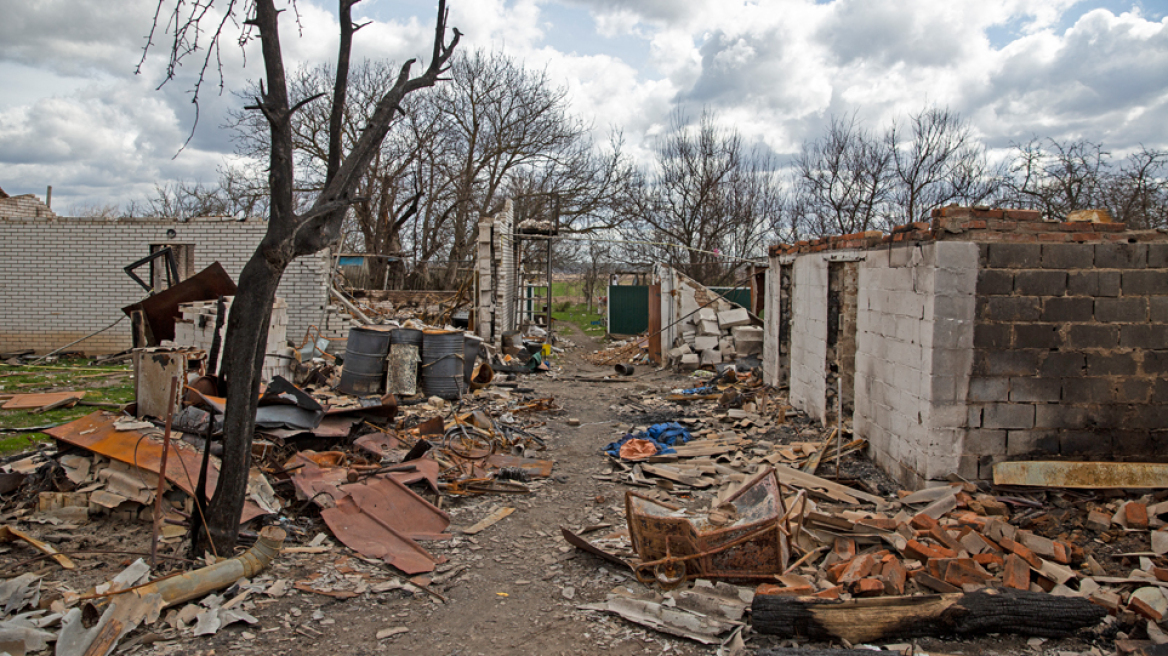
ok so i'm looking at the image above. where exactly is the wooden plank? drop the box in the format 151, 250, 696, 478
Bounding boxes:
993, 461, 1168, 489
462, 507, 515, 535
3, 391, 85, 410
0, 525, 76, 569
771, 464, 885, 506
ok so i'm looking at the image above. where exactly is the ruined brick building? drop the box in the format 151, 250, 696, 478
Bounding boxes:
764, 208, 1168, 488
0, 193, 337, 355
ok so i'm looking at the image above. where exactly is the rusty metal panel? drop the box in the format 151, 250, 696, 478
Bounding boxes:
626, 468, 787, 588
993, 461, 1168, 489
318, 475, 450, 575
122, 262, 237, 344
44, 412, 269, 522
485, 453, 554, 479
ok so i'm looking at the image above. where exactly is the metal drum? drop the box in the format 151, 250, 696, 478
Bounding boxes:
337, 326, 393, 395
420, 330, 465, 400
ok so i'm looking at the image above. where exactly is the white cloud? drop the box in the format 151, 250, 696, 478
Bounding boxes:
0, 0, 1164, 210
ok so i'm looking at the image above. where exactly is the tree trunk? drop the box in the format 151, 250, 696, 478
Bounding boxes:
751, 588, 1105, 645
195, 250, 285, 555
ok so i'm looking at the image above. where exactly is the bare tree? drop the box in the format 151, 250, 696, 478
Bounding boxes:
129, 163, 271, 219
1001, 137, 1109, 220
145, 0, 459, 553
1104, 146, 1168, 229
791, 113, 893, 236
627, 108, 782, 286
887, 106, 998, 223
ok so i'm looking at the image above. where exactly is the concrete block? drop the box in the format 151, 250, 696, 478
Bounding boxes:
1009, 377, 1062, 403
1096, 297, 1148, 323
982, 404, 1035, 429
697, 307, 717, 323
1013, 270, 1067, 296
1041, 244, 1095, 269
678, 353, 700, 370
969, 377, 1009, 403
976, 270, 1014, 295
693, 335, 719, 351
1122, 270, 1168, 296
965, 429, 1007, 456
1040, 297, 1094, 322
1095, 243, 1147, 269
1068, 271, 1120, 296
1014, 323, 1061, 349
986, 243, 1040, 269
700, 348, 722, 366
1066, 324, 1118, 349
717, 308, 750, 329
698, 319, 721, 336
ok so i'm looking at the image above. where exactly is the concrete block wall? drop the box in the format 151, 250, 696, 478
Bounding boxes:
788, 254, 829, 421
853, 242, 978, 487
966, 241, 1168, 476
762, 258, 783, 387
0, 214, 331, 354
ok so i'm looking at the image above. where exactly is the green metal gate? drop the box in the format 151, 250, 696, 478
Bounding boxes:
710, 287, 751, 309
607, 285, 649, 335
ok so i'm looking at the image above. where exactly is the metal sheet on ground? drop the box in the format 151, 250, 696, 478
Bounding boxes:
45, 412, 269, 522
993, 461, 1168, 489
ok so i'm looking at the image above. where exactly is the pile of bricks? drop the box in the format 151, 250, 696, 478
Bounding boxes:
758, 483, 1168, 635
668, 306, 763, 370
169, 296, 294, 382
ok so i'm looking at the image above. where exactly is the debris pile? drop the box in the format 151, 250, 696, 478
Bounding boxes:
666, 306, 762, 371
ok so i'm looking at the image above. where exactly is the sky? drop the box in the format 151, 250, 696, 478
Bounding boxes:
1, 0, 1167, 213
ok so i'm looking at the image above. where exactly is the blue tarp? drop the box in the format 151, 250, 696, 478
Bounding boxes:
603, 422, 692, 459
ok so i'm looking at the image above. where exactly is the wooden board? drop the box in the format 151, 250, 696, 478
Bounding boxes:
3, 391, 84, 410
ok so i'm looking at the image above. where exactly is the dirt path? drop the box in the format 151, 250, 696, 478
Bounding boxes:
186, 323, 708, 656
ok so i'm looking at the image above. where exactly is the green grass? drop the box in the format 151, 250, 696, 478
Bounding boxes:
0, 359, 135, 454
553, 304, 606, 336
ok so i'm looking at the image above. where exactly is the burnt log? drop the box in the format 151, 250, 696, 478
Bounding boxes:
751, 588, 1105, 644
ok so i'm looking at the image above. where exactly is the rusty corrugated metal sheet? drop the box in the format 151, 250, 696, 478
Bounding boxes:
320, 476, 450, 575
993, 461, 1168, 489
45, 412, 269, 522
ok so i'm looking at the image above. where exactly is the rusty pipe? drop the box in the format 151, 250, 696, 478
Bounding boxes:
150, 525, 285, 607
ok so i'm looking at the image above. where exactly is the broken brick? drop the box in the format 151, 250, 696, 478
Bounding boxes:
755, 583, 814, 596
1124, 501, 1149, 529
1086, 509, 1112, 532
975, 494, 1010, 516
855, 577, 884, 597
928, 524, 964, 554
904, 539, 953, 562
1050, 540, 1071, 565
837, 554, 876, 584
1000, 537, 1043, 569
813, 586, 843, 599
973, 552, 1004, 569
910, 513, 939, 531
999, 550, 1027, 588
858, 517, 899, 531
833, 537, 856, 561
1128, 596, 1164, 622
943, 558, 993, 588
880, 558, 907, 595
912, 572, 961, 593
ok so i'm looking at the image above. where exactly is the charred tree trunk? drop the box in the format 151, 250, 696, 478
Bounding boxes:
190, 0, 459, 556
752, 589, 1105, 645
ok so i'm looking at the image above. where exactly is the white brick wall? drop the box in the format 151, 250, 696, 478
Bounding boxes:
788, 254, 829, 421
852, 242, 977, 487
0, 215, 331, 354
763, 256, 783, 386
